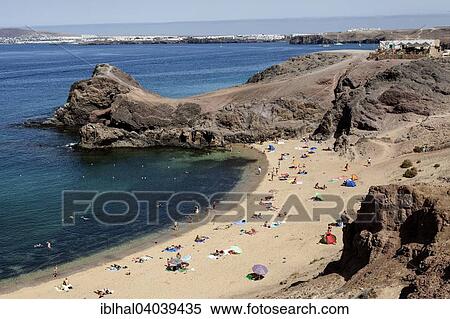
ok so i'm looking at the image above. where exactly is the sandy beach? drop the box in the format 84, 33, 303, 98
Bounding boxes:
2, 128, 450, 298
0, 135, 402, 299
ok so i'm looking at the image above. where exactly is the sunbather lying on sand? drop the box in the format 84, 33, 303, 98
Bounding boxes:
165, 260, 190, 272
106, 264, 128, 271
213, 224, 232, 231
56, 278, 73, 292
251, 212, 263, 219
194, 235, 210, 243
314, 183, 327, 190
162, 244, 182, 252
132, 255, 152, 263
211, 250, 226, 257
94, 288, 114, 298
240, 228, 257, 236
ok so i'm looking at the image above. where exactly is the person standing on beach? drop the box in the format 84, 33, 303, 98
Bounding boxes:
53, 266, 58, 278
257, 166, 262, 175
367, 157, 372, 166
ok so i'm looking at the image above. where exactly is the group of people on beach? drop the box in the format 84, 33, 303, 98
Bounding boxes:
48, 138, 367, 297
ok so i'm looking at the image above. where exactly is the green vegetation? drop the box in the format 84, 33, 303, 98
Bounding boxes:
400, 159, 413, 168
403, 167, 418, 178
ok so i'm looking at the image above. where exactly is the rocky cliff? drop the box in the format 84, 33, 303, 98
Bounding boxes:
313, 58, 450, 152
41, 51, 450, 151
43, 52, 356, 149
269, 184, 450, 299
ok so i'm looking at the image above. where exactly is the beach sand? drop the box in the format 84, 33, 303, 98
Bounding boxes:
2, 135, 448, 299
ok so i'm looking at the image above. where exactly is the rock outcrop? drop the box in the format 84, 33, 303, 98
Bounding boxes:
43, 52, 357, 149
313, 58, 450, 151
40, 51, 450, 151
270, 184, 450, 299
246, 53, 349, 83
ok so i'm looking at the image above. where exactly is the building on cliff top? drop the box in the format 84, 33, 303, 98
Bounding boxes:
370, 39, 442, 60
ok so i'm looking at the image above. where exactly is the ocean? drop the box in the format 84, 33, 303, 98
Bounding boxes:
0, 42, 375, 281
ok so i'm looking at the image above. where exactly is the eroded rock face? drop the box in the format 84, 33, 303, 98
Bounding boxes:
313, 59, 450, 150
337, 185, 449, 278
270, 184, 450, 299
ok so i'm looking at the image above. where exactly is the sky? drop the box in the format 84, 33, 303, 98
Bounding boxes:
1, 0, 449, 27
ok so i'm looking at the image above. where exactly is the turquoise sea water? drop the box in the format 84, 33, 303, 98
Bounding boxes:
0, 42, 376, 280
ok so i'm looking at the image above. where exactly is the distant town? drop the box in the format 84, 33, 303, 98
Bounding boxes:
0, 27, 449, 51
0, 29, 287, 45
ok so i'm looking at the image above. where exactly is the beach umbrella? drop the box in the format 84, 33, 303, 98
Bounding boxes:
168, 258, 182, 266
229, 246, 242, 254
252, 264, 268, 276
310, 147, 318, 151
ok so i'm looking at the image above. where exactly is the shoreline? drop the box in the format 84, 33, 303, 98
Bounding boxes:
0, 138, 351, 299
0, 144, 268, 295
3, 135, 449, 298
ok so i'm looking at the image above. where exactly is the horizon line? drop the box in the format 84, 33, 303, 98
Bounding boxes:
4, 12, 449, 29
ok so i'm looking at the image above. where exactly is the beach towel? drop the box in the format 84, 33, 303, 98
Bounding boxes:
228, 246, 242, 254
246, 273, 264, 281
163, 247, 180, 253
55, 285, 72, 292
233, 219, 247, 226
271, 221, 282, 228
106, 266, 121, 272
343, 179, 357, 187
182, 255, 192, 262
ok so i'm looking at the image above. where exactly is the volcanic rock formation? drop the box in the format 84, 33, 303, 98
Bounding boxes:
44, 53, 355, 148
270, 184, 450, 299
